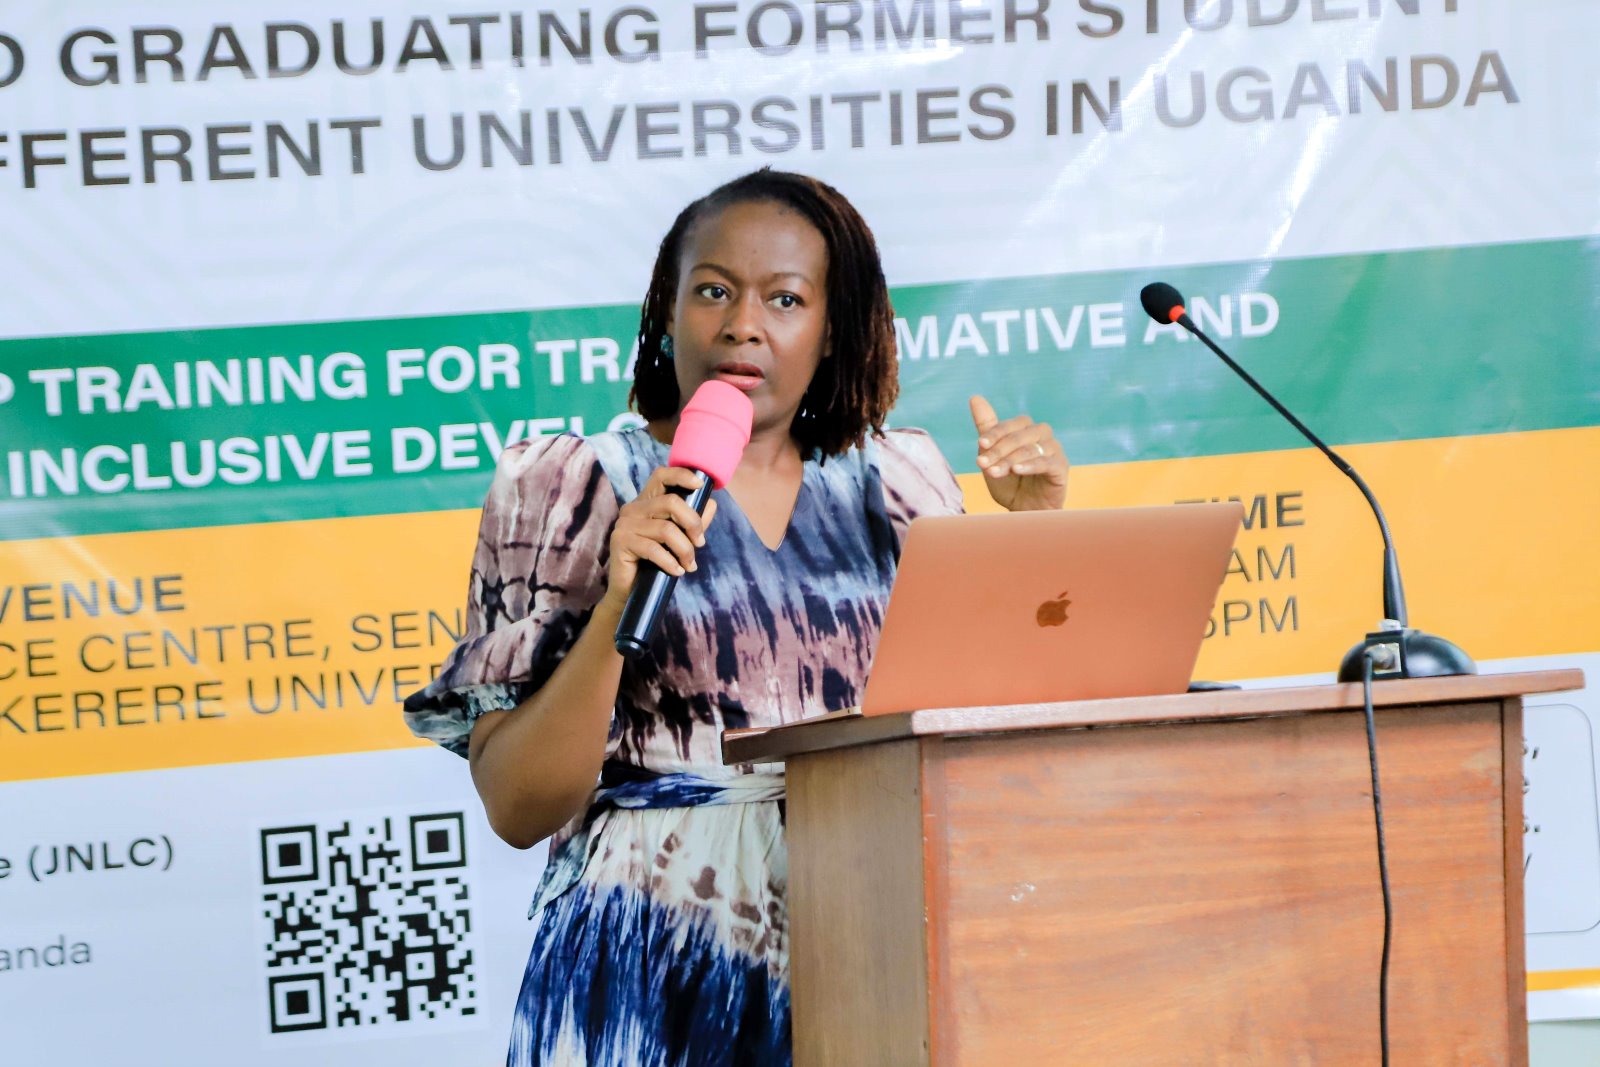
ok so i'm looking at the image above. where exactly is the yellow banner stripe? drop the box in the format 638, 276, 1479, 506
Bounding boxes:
3, 425, 1596, 782
1528, 969, 1600, 992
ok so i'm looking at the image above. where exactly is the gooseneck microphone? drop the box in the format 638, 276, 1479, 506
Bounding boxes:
1138, 281, 1474, 682
613, 380, 753, 659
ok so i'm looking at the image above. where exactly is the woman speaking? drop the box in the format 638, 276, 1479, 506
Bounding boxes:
404, 168, 1069, 1066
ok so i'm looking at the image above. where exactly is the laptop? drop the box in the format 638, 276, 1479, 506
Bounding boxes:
858, 502, 1245, 716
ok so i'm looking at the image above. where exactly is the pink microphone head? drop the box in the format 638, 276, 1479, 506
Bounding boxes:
669, 380, 754, 489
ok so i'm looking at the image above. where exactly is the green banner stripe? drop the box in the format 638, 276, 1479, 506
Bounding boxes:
1, 236, 1595, 541
893, 234, 1599, 472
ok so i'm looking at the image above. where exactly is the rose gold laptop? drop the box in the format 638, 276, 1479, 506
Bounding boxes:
859, 503, 1245, 716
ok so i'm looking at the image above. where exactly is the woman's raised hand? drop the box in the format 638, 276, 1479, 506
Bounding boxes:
602, 467, 719, 614
970, 395, 1070, 512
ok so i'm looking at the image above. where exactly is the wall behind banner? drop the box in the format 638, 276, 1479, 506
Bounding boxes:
2, 1, 1597, 1062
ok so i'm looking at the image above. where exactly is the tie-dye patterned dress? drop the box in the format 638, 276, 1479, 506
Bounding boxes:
403, 425, 963, 1067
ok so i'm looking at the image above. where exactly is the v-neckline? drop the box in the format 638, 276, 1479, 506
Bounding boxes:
640, 429, 811, 554
722, 470, 810, 554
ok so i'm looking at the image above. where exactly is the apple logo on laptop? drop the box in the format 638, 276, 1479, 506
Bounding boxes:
1036, 591, 1071, 627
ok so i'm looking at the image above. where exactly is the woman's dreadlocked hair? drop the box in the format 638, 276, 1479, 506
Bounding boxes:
629, 169, 899, 458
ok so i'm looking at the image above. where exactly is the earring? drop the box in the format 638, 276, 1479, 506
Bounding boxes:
659, 336, 674, 361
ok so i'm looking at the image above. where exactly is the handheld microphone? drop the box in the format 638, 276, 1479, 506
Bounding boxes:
1139, 281, 1474, 682
613, 380, 753, 659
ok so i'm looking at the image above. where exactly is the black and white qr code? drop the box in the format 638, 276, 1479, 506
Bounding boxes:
259, 812, 477, 1035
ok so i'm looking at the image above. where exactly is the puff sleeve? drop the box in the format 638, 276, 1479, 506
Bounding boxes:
872, 428, 966, 545
402, 434, 617, 757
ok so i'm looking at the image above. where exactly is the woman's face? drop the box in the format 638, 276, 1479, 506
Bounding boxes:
668, 199, 829, 437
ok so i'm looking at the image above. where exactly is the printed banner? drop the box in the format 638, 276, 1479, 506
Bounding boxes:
2, 0, 1597, 1058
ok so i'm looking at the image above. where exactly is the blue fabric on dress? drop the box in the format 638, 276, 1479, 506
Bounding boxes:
528, 765, 787, 922
511, 767, 791, 1067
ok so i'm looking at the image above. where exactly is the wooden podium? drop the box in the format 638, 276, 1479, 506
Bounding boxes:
723, 670, 1582, 1066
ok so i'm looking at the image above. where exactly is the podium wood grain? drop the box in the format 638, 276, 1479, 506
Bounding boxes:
787, 739, 931, 1065
739, 672, 1582, 1066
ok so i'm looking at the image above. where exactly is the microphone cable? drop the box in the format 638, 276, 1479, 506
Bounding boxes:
1360, 648, 1394, 1067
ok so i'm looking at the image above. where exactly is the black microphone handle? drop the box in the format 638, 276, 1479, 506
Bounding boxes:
1175, 313, 1408, 628
613, 472, 716, 658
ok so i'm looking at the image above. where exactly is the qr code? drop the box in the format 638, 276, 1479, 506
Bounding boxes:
259, 812, 477, 1035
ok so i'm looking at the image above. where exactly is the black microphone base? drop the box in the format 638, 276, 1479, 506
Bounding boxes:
613, 563, 680, 660
614, 633, 653, 659
1337, 626, 1477, 683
